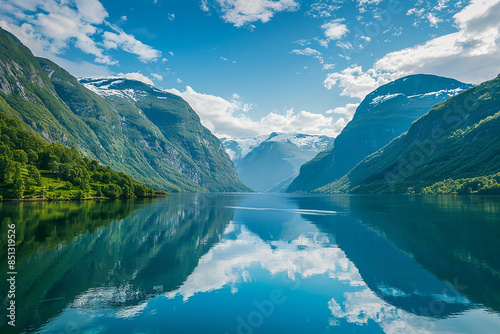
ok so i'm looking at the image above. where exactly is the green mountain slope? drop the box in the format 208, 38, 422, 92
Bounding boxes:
318, 76, 500, 194
79, 77, 250, 192
287, 74, 471, 192
0, 28, 249, 192
0, 111, 156, 200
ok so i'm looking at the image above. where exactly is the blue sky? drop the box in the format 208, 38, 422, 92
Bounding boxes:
1, 0, 500, 138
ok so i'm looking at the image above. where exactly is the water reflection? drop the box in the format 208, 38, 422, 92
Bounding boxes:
1, 194, 499, 334
292, 195, 500, 315
0, 195, 236, 333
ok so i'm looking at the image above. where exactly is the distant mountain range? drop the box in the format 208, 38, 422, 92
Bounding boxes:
0, 28, 249, 193
222, 133, 334, 192
287, 74, 473, 193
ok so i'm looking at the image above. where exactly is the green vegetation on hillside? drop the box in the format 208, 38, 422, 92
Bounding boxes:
422, 173, 500, 195
317, 76, 500, 194
287, 74, 471, 193
0, 28, 249, 193
0, 111, 158, 200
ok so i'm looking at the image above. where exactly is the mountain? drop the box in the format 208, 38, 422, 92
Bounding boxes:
287, 74, 472, 193
0, 28, 249, 192
0, 111, 156, 200
222, 133, 334, 192
317, 76, 500, 194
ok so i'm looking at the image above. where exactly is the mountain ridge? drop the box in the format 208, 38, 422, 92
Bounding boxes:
0, 27, 249, 193
287, 74, 472, 193
317, 76, 500, 194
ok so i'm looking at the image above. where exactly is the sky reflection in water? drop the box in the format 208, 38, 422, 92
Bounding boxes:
3, 194, 499, 334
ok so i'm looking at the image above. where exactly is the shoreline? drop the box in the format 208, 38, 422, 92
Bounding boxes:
0, 193, 167, 203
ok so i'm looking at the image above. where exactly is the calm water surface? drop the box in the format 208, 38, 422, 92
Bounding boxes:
1, 194, 500, 333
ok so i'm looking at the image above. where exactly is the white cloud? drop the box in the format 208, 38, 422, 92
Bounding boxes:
324, 0, 500, 99
151, 73, 163, 81
209, 0, 299, 28
291, 47, 321, 57
166, 86, 346, 138
326, 103, 359, 122
406, 8, 425, 17
322, 19, 349, 41
426, 13, 442, 27
117, 72, 154, 85
306, 3, 341, 18
176, 78, 183, 83
102, 29, 161, 62
291, 47, 324, 63
0, 0, 161, 65
324, 66, 393, 99
436, 0, 450, 11
356, 0, 383, 13
201, 0, 210, 12
293, 39, 311, 46
321, 19, 349, 39
357, 0, 383, 5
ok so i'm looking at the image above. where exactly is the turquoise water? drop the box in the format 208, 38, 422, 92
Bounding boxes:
1, 194, 500, 333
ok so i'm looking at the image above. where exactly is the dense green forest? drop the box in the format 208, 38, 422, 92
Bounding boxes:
0, 111, 161, 200
422, 173, 500, 195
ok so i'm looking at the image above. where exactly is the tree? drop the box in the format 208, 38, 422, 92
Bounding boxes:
12, 163, 24, 198
80, 177, 91, 194
0, 156, 15, 182
101, 172, 112, 184
48, 161, 59, 174
103, 184, 122, 199
12, 149, 28, 164
121, 184, 134, 198
26, 149, 38, 164
27, 165, 42, 186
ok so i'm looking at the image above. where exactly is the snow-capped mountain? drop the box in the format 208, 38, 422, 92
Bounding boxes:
288, 74, 473, 193
221, 133, 334, 164
221, 133, 334, 192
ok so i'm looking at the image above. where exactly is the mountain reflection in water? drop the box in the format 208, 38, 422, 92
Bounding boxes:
1, 194, 499, 334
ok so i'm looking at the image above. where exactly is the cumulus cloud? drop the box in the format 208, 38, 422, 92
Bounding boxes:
324, 66, 393, 99
118, 72, 154, 85
207, 0, 299, 28
322, 19, 349, 41
326, 103, 359, 122
166, 86, 346, 138
324, 0, 500, 99
0, 0, 161, 66
426, 13, 442, 27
